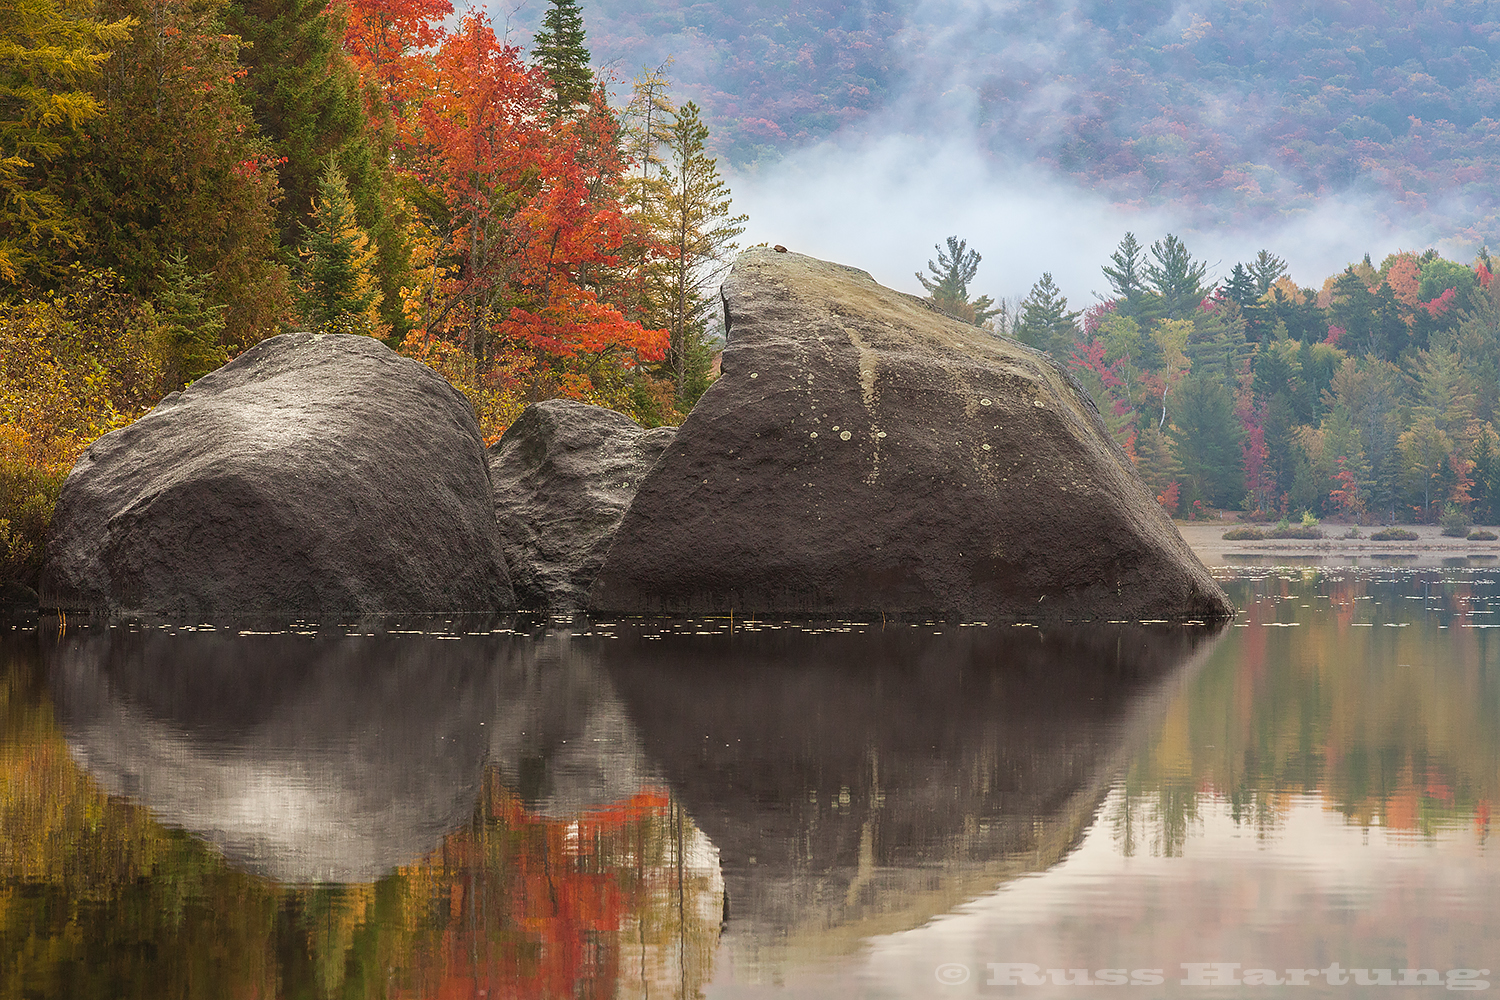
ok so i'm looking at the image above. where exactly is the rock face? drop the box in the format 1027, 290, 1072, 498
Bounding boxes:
590, 249, 1234, 621
488, 399, 675, 609
41, 332, 514, 616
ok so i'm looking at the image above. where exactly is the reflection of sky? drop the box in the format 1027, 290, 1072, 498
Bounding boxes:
706, 569, 1500, 998
860, 791, 1494, 998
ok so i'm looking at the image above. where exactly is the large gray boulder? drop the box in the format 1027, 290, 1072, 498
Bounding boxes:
41, 332, 514, 616
590, 249, 1234, 622
488, 399, 675, 609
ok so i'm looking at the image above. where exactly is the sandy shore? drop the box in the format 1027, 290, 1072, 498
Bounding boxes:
1176, 522, 1500, 569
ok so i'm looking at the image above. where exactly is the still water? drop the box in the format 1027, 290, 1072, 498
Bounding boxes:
2, 568, 1497, 999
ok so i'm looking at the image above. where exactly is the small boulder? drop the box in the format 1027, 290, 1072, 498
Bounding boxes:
488, 399, 675, 609
41, 333, 514, 616
590, 250, 1233, 622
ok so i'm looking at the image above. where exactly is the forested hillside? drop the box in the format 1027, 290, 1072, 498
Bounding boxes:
1, 0, 743, 587
930, 230, 1500, 528
560, 0, 1500, 242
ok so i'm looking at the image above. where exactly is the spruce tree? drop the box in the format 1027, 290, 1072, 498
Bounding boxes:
532, 0, 593, 117
1145, 234, 1209, 321
158, 251, 229, 386
226, 0, 407, 337
1014, 273, 1080, 355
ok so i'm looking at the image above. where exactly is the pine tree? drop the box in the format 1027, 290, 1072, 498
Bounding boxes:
295, 163, 384, 335
1102, 232, 1149, 320
1014, 272, 1080, 355
158, 250, 228, 386
532, 0, 592, 118
1145, 234, 1209, 321
1249, 250, 1288, 295
915, 235, 998, 326
0, 0, 133, 282
1168, 374, 1244, 508
660, 100, 745, 408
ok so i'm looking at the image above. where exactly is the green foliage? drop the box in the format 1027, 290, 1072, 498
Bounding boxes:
1014, 272, 1079, 355
226, 0, 408, 336
532, 0, 593, 117
916, 235, 998, 326
53, 0, 289, 346
295, 163, 385, 336
1370, 526, 1419, 541
1168, 374, 1243, 508
0, 0, 134, 282
1440, 504, 1472, 536
157, 251, 227, 387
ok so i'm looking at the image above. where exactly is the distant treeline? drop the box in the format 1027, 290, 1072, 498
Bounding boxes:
929, 233, 1500, 525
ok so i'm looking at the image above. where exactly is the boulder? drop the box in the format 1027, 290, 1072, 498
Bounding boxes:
590, 249, 1233, 622
41, 332, 514, 616
488, 399, 675, 609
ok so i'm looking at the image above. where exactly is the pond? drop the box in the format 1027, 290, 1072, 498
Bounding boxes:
2, 567, 1498, 998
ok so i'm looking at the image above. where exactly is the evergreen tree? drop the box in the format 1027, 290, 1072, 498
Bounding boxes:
532, 0, 593, 118
660, 100, 745, 408
1168, 374, 1243, 508
295, 163, 384, 335
226, 0, 407, 337
55, 0, 288, 344
1144, 233, 1209, 321
157, 250, 229, 386
1102, 232, 1149, 320
1014, 272, 1079, 355
915, 235, 998, 326
1223, 263, 1257, 307
1249, 250, 1288, 295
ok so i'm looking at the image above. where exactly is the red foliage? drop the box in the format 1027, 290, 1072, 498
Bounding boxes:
1157, 480, 1180, 515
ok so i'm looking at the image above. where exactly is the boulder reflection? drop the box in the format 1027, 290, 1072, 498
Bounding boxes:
599, 620, 1222, 968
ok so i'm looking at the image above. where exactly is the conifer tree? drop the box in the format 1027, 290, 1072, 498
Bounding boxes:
1145, 234, 1209, 321
1102, 232, 1149, 320
295, 163, 384, 335
532, 0, 593, 118
226, 0, 407, 336
916, 236, 998, 326
158, 251, 228, 386
0, 0, 133, 282
1014, 272, 1080, 355
660, 100, 745, 408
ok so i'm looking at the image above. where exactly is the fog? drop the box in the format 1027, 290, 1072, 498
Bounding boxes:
728, 133, 1444, 309
493, 0, 1482, 306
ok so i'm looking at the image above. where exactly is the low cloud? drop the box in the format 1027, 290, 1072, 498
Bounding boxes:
729, 132, 1449, 308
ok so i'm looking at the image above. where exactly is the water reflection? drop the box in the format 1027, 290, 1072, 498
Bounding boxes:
10, 573, 1496, 999
598, 621, 1223, 975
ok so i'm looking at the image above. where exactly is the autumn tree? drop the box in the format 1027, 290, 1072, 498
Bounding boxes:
0, 0, 133, 283
659, 100, 745, 407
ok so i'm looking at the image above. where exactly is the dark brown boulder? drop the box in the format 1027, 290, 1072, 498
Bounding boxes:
41, 332, 514, 616
589, 249, 1233, 622
488, 399, 675, 609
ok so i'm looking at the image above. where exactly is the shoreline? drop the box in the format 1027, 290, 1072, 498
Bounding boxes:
1176, 522, 1500, 568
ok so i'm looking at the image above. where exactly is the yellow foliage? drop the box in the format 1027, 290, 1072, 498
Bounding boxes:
0, 271, 170, 585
